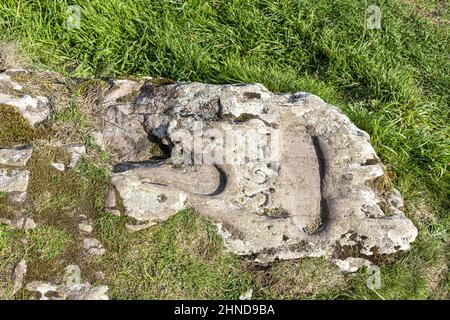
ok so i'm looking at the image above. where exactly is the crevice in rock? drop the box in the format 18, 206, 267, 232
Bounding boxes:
220, 112, 278, 129
309, 136, 329, 234
259, 207, 290, 219
362, 158, 379, 166
243, 92, 262, 100
205, 165, 228, 197
113, 159, 166, 173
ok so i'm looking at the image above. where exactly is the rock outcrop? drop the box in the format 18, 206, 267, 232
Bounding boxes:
99, 82, 418, 271
0, 70, 51, 126
0, 146, 33, 204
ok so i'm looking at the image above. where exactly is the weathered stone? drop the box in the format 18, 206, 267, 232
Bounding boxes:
103, 79, 143, 105
64, 284, 109, 300
0, 93, 50, 126
64, 144, 86, 168
102, 82, 418, 271
91, 79, 163, 162
333, 257, 373, 273
83, 238, 106, 256
78, 222, 93, 234
12, 259, 27, 295
0, 72, 23, 91
0, 147, 32, 204
93, 103, 158, 162
0, 147, 33, 166
0, 169, 29, 193
26, 281, 59, 300
125, 221, 157, 233
64, 265, 82, 287
239, 288, 253, 300
51, 162, 65, 171
8, 192, 27, 204
26, 265, 108, 300
12, 216, 37, 231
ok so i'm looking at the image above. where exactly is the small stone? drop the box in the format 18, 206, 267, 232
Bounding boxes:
66, 285, 109, 300
0, 72, 23, 91
12, 259, 27, 295
8, 192, 27, 204
64, 265, 82, 287
26, 265, 109, 300
26, 281, 59, 300
0, 147, 33, 167
51, 163, 65, 171
0, 93, 50, 126
0, 169, 29, 193
78, 222, 93, 234
65, 144, 86, 168
239, 289, 253, 300
12, 216, 37, 231
333, 257, 373, 273
83, 238, 106, 256
105, 188, 117, 208
125, 221, 156, 233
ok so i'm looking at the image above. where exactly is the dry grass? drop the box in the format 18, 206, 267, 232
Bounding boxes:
253, 258, 348, 299
401, 0, 449, 25
0, 42, 29, 70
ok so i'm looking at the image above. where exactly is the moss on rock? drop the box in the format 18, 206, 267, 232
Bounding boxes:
0, 104, 49, 147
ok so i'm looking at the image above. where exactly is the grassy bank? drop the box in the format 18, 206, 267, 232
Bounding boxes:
0, 0, 448, 299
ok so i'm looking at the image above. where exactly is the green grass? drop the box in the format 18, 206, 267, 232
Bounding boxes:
26, 226, 71, 260
0, 225, 23, 299
7, 144, 111, 287
0, 0, 448, 299
98, 209, 253, 300
27, 145, 111, 222
0, 224, 70, 298
53, 102, 88, 126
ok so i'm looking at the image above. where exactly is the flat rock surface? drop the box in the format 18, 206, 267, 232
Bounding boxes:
100, 82, 418, 270
0, 70, 51, 126
0, 147, 33, 204
0, 93, 50, 126
0, 147, 33, 166
0, 168, 30, 193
